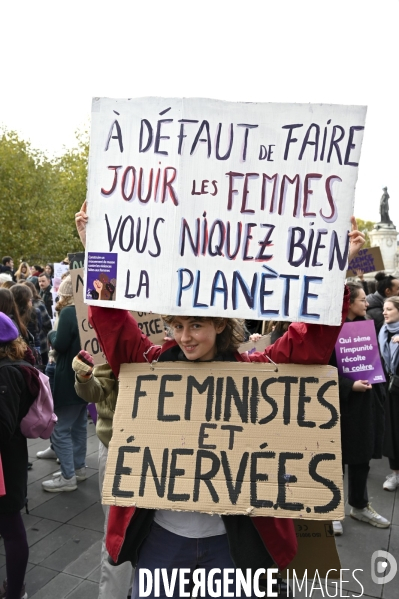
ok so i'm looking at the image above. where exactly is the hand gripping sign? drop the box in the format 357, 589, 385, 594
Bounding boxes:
102, 362, 344, 520
85, 97, 366, 326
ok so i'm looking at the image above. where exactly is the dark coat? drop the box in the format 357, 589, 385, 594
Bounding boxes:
0, 360, 39, 513
380, 327, 399, 462
40, 284, 53, 318
48, 305, 85, 409
383, 386, 399, 461
366, 292, 385, 334
331, 316, 385, 464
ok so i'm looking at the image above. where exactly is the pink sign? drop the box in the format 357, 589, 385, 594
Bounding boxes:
334, 320, 385, 384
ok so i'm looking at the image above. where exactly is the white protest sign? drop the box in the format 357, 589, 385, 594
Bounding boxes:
102, 362, 344, 520
85, 98, 366, 325
52, 262, 69, 292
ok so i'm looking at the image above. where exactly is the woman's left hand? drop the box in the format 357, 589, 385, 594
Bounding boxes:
249, 333, 262, 342
348, 216, 366, 263
352, 379, 372, 392
392, 335, 399, 344
75, 200, 88, 248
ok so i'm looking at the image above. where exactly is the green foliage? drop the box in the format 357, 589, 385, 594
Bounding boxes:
0, 128, 88, 264
355, 218, 376, 248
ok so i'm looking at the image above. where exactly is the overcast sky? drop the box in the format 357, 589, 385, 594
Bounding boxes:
1, 0, 398, 226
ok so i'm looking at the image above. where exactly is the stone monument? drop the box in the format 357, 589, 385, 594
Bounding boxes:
369, 187, 398, 271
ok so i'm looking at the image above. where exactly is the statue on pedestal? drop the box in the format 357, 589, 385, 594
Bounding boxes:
380, 187, 392, 224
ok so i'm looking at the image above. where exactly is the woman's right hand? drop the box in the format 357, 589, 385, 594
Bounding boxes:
75, 200, 88, 248
72, 350, 94, 378
352, 379, 372, 392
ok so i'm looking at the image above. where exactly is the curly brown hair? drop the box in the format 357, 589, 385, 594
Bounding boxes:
161, 315, 246, 355
0, 337, 27, 361
346, 281, 364, 304
55, 295, 74, 313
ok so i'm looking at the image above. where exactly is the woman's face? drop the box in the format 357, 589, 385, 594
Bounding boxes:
170, 317, 225, 361
21, 265, 28, 274
383, 301, 399, 324
45, 265, 52, 276
348, 288, 368, 319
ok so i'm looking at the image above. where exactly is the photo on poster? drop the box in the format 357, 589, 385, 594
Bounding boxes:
86, 252, 118, 301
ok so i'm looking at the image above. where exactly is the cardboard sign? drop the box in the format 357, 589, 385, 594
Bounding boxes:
103, 362, 343, 520
71, 268, 105, 363
68, 252, 85, 270
282, 520, 341, 579
71, 268, 165, 365
334, 320, 386, 384
347, 246, 384, 277
238, 334, 272, 355
85, 98, 366, 325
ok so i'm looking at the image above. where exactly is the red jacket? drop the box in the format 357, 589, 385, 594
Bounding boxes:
90, 289, 349, 570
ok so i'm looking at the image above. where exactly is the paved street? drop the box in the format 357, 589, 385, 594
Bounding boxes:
1, 419, 398, 599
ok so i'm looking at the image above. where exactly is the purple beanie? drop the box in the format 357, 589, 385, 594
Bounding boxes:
0, 313, 19, 344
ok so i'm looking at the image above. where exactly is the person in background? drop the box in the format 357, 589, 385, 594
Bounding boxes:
27, 266, 44, 292
44, 263, 54, 279
366, 272, 399, 334
0, 313, 40, 599
0, 257, 15, 281
38, 273, 53, 318
331, 283, 388, 535
23, 281, 52, 366
73, 352, 134, 599
0, 280, 15, 290
26, 270, 39, 293
354, 268, 368, 294
41, 276, 87, 493
14, 262, 31, 283
9, 285, 35, 343
32, 265, 44, 277
378, 296, 399, 492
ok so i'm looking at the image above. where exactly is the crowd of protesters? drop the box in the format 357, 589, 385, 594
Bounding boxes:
2, 227, 399, 599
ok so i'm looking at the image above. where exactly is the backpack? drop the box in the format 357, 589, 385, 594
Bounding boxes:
0, 360, 57, 439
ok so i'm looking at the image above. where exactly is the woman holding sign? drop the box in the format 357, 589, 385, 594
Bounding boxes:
76, 205, 365, 598
331, 283, 389, 535
378, 296, 399, 492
